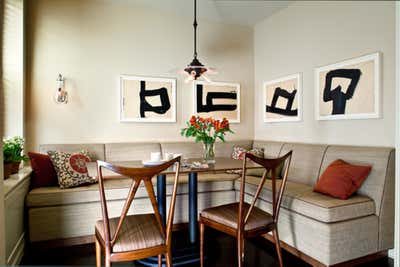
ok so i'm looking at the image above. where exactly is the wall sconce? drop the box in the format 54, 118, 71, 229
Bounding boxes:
55, 74, 68, 104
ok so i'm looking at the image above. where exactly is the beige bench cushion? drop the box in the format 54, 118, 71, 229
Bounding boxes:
160, 142, 203, 158
279, 143, 328, 186
105, 143, 161, 161
39, 144, 105, 161
252, 140, 284, 158
160, 141, 252, 159
27, 173, 240, 208
320, 145, 394, 216
236, 176, 375, 223
215, 140, 253, 158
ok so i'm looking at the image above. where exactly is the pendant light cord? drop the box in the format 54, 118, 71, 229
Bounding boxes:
193, 0, 198, 59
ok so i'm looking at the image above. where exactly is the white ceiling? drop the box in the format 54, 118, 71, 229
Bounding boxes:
109, 0, 293, 26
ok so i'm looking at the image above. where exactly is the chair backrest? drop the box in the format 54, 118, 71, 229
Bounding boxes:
238, 151, 292, 229
96, 157, 181, 252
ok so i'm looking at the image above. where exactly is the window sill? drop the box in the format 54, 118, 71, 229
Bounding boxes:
4, 166, 32, 198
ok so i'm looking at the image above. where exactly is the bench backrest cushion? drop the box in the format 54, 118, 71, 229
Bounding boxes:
319, 145, 394, 216
279, 143, 328, 186
161, 142, 203, 158
39, 144, 106, 161
252, 140, 284, 158
161, 140, 252, 159
215, 140, 253, 158
105, 143, 161, 161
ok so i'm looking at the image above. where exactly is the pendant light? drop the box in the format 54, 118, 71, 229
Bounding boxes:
183, 0, 216, 83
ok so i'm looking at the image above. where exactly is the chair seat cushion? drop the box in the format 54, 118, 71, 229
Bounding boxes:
96, 214, 164, 252
26, 173, 239, 208
236, 176, 375, 223
201, 202, 273, 231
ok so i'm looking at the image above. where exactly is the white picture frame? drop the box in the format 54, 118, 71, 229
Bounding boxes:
119, 75, 176, 122
193, 81, 241, 123
263, 73, 302, 123
315, 52, 381, 121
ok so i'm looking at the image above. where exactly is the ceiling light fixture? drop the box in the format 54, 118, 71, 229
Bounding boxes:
183, 0, 216, 83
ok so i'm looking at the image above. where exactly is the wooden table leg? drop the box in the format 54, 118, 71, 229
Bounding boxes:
157, 174, 166, 226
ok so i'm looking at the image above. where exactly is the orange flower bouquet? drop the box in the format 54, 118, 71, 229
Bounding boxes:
181, 116, 233, 163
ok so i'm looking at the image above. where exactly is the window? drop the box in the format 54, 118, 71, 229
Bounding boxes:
1, 0, 24, 138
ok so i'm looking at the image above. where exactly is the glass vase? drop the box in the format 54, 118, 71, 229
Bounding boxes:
203, 141, 216, 164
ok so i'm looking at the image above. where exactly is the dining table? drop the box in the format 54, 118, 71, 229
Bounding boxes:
87, 157, 261, 266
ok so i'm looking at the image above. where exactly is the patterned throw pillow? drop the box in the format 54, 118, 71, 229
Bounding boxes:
232, 146, 264, 160
47, 150, 96, 189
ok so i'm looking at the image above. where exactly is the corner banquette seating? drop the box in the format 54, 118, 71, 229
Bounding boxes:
25, 140, 395, 266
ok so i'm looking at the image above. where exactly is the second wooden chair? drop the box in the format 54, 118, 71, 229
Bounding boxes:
95, 157, 181, 267
199, 151, 292, 267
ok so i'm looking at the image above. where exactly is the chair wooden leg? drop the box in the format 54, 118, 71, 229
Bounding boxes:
200, 222, 205, 267
237, 232, 244, 267
158, 254, 162, 267
105, 257, 111, 267
273, 228, 284, 267
95, 238, 101, 267
165, 250, 172, 267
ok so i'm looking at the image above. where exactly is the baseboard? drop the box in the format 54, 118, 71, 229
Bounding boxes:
7, 232, 25, 266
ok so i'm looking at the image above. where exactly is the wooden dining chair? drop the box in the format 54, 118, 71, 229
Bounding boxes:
199, 151, 292, 267
95, 157, 181, 267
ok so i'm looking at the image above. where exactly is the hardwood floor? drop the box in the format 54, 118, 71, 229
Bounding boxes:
21, 229, 393, 267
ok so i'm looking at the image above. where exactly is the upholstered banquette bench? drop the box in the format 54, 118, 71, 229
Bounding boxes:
26, 140, 394, 266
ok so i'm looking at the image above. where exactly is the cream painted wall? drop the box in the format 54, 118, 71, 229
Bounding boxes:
0, 0, 7, 264
0, 141, 5, 266
394, 2, 399, 265
25, 0, 254, 151
254, 1, 396, 147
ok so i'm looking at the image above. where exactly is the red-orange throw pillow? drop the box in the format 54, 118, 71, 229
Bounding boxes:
313, 159, 372, 200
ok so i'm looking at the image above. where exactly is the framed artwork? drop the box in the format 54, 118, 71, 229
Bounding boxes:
315, 52, 380, 120
263, 73, 302, 122
193, 81, 240, 123
119, 75, 176, 122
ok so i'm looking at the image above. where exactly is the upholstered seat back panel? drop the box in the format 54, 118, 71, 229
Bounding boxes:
320, 145, 394, 216
105, 143, 161, 161
215, 140, 253, 158
161, 141, 252, 159
161, 142, 203, 158
279, 143, 328, 185
252, 140, 284, 158
39, 144, 106, 161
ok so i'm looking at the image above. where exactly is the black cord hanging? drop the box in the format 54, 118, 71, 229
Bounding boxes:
184, 0, 208, 81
